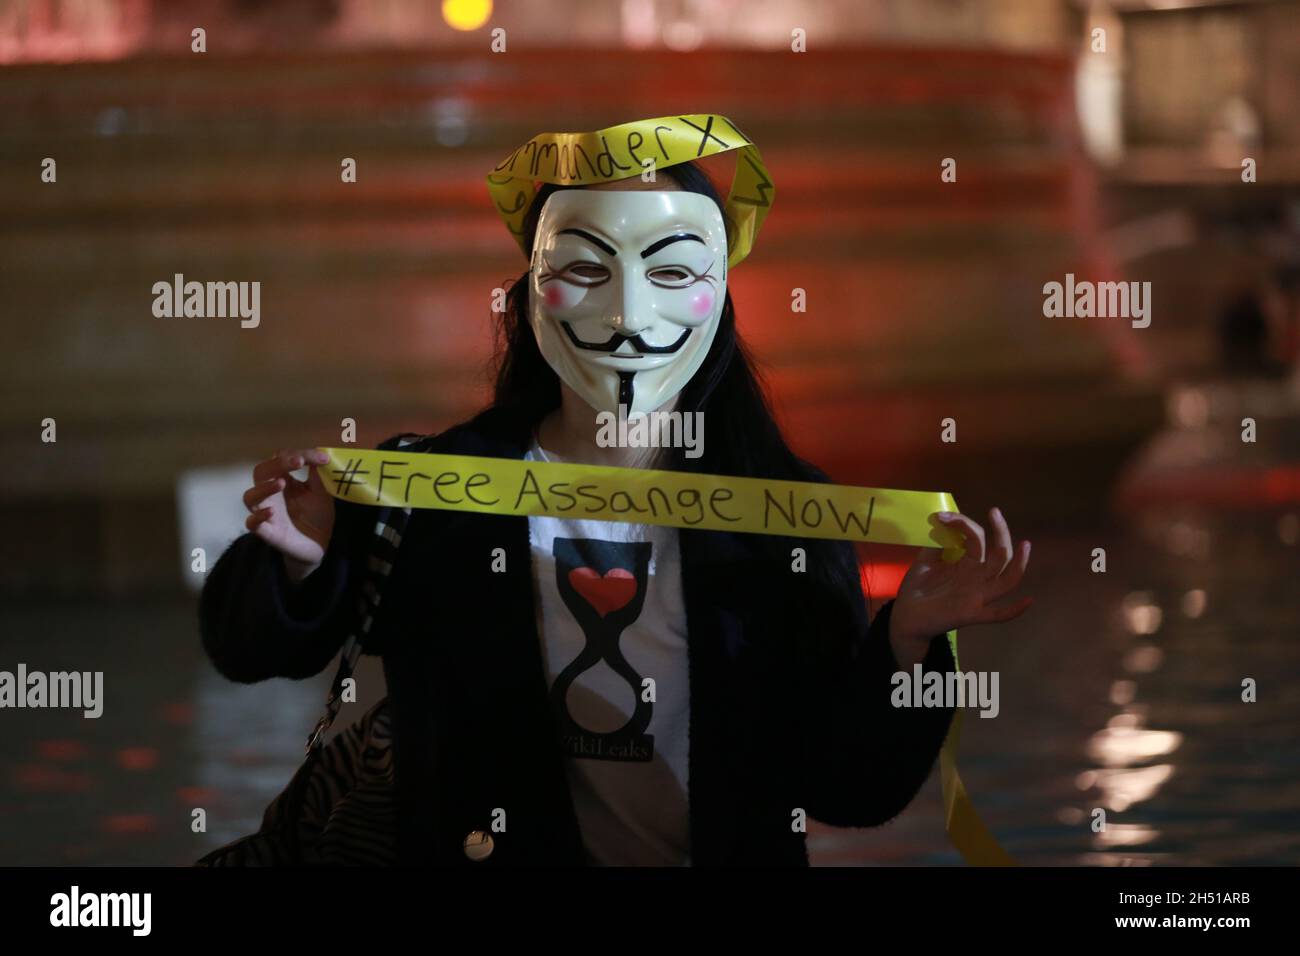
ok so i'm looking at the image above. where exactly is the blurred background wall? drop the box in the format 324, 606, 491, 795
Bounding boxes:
0, 0, 1297, 865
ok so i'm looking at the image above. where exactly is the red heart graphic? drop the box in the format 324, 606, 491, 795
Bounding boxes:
568, 567, 636, 618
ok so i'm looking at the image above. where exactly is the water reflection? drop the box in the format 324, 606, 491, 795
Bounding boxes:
814, 420, 1299, 865
1071, 582, 1181, 856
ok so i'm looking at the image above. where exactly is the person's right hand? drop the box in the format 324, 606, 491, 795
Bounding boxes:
243, 449, 335, 582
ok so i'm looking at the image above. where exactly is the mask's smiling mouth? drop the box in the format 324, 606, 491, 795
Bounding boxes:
560, 321, 691, 357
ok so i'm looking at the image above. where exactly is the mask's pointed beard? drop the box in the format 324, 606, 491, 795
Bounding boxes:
617, 371, 635, 411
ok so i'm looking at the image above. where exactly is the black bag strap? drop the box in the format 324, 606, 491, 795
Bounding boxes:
304, 433, 432, 754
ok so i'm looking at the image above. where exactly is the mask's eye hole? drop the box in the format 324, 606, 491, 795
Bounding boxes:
560, 262, 609, 285
648, 266, 695, 288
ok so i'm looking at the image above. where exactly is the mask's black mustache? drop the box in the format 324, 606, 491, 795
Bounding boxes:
561, 322, 691, 355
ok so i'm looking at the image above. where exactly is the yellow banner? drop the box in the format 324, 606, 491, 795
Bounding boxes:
318, 447, 963, 553
486, 114, 774, 270
317, 446, 1012, 865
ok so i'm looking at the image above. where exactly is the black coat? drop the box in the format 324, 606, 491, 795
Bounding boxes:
199, 408, 957, 866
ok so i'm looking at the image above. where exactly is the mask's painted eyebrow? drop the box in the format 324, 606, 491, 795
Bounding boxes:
641, 233, 704, 259
557, 228, 616, 257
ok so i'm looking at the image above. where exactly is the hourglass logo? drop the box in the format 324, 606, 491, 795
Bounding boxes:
551, 537, 654, 762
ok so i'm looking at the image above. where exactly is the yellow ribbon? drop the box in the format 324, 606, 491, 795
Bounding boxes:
486, 114, 774, 269
940, 634, 1016, 865
317, 446, 1012, 865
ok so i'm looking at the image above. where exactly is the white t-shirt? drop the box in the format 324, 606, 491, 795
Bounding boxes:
524, 441, 691, 866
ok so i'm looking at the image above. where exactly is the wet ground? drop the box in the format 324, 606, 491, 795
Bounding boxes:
817, 508, 1300, 865
1, 507, 1297, 866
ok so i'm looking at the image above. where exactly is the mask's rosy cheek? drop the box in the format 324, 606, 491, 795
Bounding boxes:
541, 283, 590, 311
543, 284, 565, 309
690, 288, 714, 319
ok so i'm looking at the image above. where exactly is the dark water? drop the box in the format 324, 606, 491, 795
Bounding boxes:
1, 509, 1297, 866
814, 509, 1300, 866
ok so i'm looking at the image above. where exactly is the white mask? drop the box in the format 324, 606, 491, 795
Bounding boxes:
528, 189, 728, 417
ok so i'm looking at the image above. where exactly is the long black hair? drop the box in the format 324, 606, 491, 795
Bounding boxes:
490, 161, 866, 617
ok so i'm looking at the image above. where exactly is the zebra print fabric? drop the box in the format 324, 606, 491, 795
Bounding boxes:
197, 700, 397, 866
197, 434, 428, 867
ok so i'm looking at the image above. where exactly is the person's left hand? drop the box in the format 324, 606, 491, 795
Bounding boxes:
888, 507, 1032, 667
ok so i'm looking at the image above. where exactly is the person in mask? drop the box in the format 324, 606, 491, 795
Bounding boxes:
200, 118, 1032, 866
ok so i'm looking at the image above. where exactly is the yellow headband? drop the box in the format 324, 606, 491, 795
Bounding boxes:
486, 114, 774, 269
